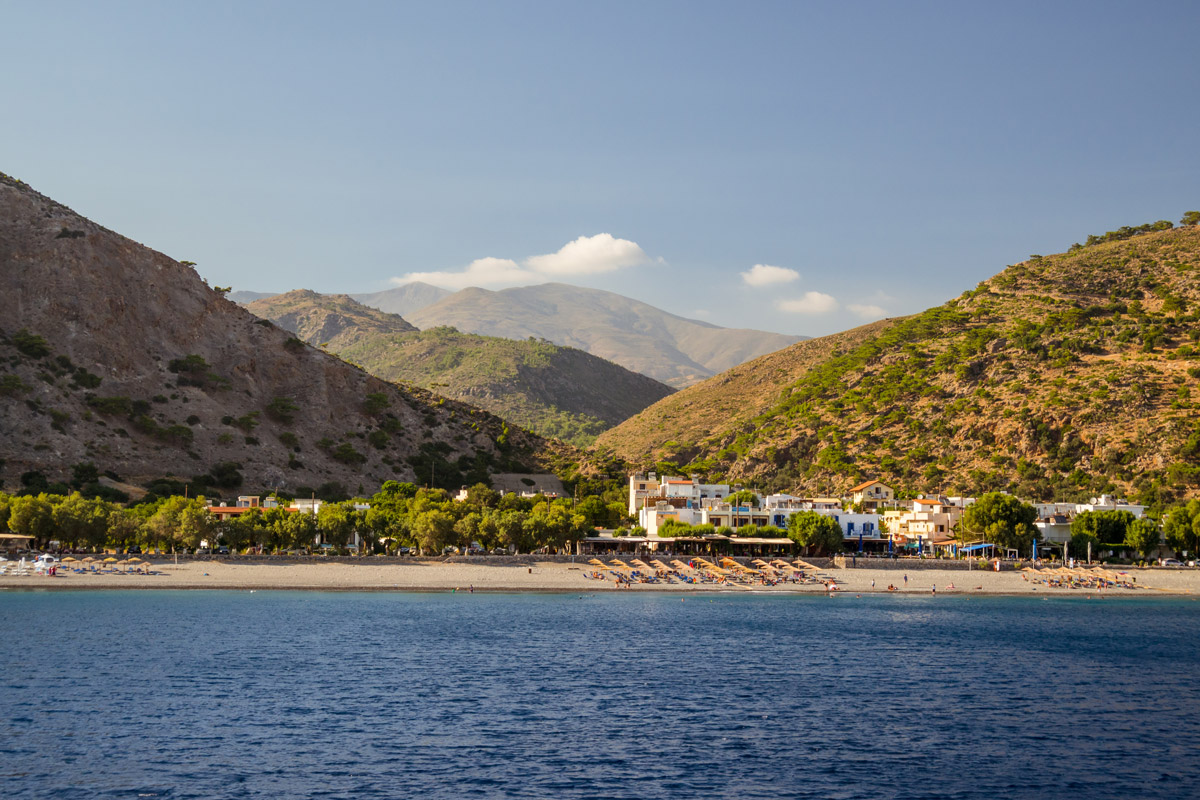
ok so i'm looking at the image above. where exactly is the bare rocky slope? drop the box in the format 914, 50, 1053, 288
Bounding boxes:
599, 223, 1200, 508
0, 173, 561, 496
246, 291, 675, 447
406, 283, 805, 388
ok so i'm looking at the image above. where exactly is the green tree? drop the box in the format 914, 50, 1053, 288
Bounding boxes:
454, 512, 482, 548
787, 511, 844, 555
9, 494, 57, 548
464, 483, 499, 510
1068, 530, 1100, 562
282, 511, 319, 551
413, 509, 455, 554
179, 500, 218, 550
107, 508, 144, 549
960, 492, 1037, 551
1071, 510, 1136, 546
727, 489, 759, 507
575, 495, 615, 529
317, 502, 357, 549
1181, 210, 1200, 227
52, 492, 111, 550
145, 496, 205, 552
1125, 517, 1162, 558
494, 509, 530, 552
1164, 500, 1200, 555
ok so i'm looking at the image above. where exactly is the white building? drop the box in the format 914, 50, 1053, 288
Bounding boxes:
628, 473, 737, 515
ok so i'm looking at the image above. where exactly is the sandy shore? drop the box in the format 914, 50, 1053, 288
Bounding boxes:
2, 559, 1199, 595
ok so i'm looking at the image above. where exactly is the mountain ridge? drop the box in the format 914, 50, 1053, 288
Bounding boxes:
0, 173, 562, 495
407, 282, 806, 387
246, 290, 675, 447
598, 223, 1200, 510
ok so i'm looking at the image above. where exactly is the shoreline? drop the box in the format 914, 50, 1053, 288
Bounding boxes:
2, 559, 1197, 596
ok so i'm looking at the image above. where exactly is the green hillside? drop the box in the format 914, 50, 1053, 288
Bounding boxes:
248, 292, 675, 448
598, 219, 1200, 512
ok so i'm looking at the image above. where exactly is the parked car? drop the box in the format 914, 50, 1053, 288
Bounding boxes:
397, 547, 412, 556
125, 546, 142, 555
1162, 558, 1183, 567
491, 547, 508, 555
216, 546, 230, 555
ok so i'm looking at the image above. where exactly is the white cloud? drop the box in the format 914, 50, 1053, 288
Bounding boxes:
396, 257, 537, 290
778, 292, 839, 314
741, 264, 799, 287
525, 233, 650, 275
392, 233, 652, 289
847, 303, 888, 319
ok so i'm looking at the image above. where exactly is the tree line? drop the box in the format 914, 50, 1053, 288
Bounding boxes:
0, 481, 628, 555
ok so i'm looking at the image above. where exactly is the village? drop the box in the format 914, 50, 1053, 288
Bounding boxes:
590, 472, 1155, 562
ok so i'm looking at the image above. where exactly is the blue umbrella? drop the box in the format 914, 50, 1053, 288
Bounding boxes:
858, 531, 864, 553
888, 538, 893, 555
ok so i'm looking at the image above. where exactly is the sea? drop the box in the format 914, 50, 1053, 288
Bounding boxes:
1, 591, 1198, 799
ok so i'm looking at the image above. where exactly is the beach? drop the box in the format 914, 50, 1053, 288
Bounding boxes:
2, 558, 1198, 594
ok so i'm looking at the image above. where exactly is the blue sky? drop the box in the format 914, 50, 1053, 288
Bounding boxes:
4, 1, 1198, 336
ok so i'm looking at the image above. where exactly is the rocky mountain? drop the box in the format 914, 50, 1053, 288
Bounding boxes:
598, 222, 1200, 508
247, 290, 417, 347
352, 282, 451, 317
227, 289, 278, 304
229, 282, 452, 319
0, 173, 562, 497
246, 291, 675, 448
405, 283, 805, 388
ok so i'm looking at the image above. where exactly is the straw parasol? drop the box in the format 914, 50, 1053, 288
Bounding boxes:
720, 557, 759, 574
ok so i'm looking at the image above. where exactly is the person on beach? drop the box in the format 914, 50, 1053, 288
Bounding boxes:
871, 579, 875, 590
931, 584, 936, 595
903, 574, 908, 586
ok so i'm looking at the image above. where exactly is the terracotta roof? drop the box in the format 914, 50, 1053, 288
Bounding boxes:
913, 498, 941, 505
850, 480, 886, 492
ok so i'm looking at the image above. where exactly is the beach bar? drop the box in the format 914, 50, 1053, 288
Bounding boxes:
579, 534, 795, 557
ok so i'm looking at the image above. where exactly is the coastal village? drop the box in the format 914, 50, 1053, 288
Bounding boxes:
156, 472, 1156, 562
597, 472, 1154, 561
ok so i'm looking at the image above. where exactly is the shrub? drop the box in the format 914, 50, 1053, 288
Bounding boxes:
364, 392, 390, 415
0, 374, 30, 397
12, 329, 51, 359
331, 443, 366, 465
86, 395, 133, 415
265, 397, 299, 424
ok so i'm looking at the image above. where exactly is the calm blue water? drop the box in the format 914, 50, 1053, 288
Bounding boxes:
1, 591, 1198, 799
